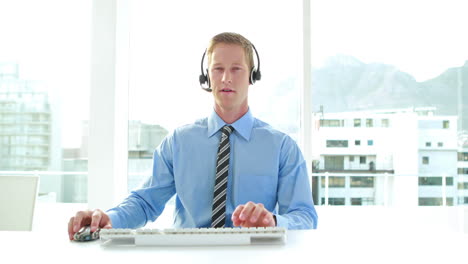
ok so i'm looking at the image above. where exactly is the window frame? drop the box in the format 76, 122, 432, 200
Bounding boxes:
88, 0, 129, 208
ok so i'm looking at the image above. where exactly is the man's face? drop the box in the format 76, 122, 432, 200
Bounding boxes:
209, 43, 250, 113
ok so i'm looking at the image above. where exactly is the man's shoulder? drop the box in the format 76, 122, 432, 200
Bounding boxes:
252, 117, 291, 140
250, 118, 302, 159
252, 118, 303, 158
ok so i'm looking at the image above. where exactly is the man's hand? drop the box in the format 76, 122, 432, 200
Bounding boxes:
231, 202, 276, 228
67, 209, 112, 240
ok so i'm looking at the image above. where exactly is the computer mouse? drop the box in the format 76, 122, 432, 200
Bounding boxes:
73, 225, 100, 242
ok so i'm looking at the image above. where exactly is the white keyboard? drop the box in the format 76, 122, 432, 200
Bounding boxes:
99, 227, 287, 246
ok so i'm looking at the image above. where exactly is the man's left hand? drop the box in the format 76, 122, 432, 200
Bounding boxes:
231, 202, 276, 227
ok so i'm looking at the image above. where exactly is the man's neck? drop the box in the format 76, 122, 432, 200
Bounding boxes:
214, 105, 249, 124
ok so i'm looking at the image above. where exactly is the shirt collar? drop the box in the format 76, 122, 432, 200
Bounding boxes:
207, 108, 254, 141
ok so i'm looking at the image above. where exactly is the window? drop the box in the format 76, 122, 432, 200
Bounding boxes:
320, 176, 345, 188
367, 140, 373, 146
350, 177, 374, 188
458, 153, 468, 161
447, 198, 454, 206
321, 197, 345, 206
355, 140, 361, 146
88, 0, 468, 209
349, 156, 355, 162
354, 118, 361, 127
310, 0, 467, 208
419, 198, 443, 206
422, 156, 429, 164
326, 140, 348, 148
381, 119, 389, 127
324, 156, 345, 170
320, 119, 344, 127
443, 120, 449, 129
425, 142, 431, 147
359, 156, 366, 164
458, 168, 468, 174
0, 0, 91, 203
446, 177, 453, 186
128, 0, 302, 192
458, 182, 468, 190
419, 177, 442, 186
351, 197, 374, 206
351, 198, 361, 205
419, 198, 453, 206
366, 118, 373, 127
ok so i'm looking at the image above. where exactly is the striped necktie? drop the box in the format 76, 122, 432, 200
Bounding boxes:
211, 125, 234, 228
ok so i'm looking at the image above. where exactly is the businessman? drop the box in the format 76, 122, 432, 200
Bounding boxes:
68, 32, 317, 240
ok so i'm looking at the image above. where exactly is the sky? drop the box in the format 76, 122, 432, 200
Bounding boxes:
0, 0, 91, 148
310, 0, 468, 81
1, 0, 467, 147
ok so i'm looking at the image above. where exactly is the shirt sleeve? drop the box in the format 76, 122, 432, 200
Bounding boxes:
275, 135, 318, 229
106, 132, 176, 229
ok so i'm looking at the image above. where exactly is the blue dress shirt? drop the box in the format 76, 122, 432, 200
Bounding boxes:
107, 109, 318, 229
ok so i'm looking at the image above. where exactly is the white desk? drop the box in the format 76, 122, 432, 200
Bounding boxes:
2, 203, 467, 264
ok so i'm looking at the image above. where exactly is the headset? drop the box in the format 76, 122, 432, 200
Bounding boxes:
199, 44, 261, 92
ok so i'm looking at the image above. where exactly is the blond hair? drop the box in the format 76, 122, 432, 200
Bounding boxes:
207, 32, 254, 70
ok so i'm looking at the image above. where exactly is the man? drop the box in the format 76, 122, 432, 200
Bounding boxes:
68, 32, 317, 240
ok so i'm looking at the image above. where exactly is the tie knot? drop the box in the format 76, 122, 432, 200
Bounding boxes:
222, 125, 234, 136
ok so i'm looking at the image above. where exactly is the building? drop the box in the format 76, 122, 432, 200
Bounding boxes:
128, 121, 168, 191
311, 107, 459, 206
418, 114, 458, 206
0, 62, 67, 202
0, 62, 66, 201
62, 120, 169, 201
457, 134, 468, 204
0, 63, 54, 171
62, 147, 88, 203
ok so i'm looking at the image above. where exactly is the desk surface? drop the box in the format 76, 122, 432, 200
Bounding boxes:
2, 203, 467, 264
2, 228, 467, 264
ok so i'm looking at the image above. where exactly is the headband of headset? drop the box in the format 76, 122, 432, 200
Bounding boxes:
199, 44, 261, 92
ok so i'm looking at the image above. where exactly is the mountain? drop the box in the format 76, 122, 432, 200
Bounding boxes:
312, 55, 468, 131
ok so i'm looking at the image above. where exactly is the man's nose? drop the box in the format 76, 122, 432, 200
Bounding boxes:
222, 71, 232, 83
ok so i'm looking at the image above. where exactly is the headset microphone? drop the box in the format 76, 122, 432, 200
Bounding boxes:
199, 44, 261, 92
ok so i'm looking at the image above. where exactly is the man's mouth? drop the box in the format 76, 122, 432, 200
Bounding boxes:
221, 88, 234, 92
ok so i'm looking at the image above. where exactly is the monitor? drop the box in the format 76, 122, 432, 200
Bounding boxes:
0, 175, 39, 231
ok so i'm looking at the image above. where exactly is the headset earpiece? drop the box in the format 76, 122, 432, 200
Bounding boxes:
199, 71, 211, 87
199, 72, 207, 85
249, 68, 256, 84
199, 50, 212, 92
250, 44, 261, 84
249, 67, 262, 84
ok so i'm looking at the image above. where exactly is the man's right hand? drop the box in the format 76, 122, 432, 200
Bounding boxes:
68, 209, 112, 240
